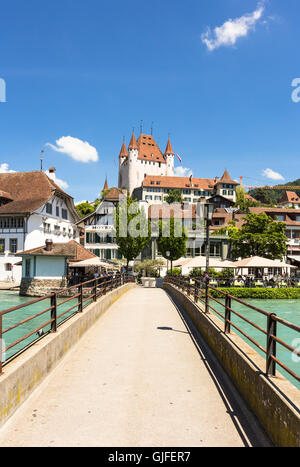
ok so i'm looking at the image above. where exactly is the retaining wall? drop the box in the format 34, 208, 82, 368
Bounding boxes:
164, 282, 300, 447
0, 282, 136, 428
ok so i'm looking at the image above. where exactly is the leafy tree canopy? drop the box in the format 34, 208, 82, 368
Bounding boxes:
165, 189, 183, 204
228, 212, 287, 260
157, 218, 188, 267
75, 202, 95, 218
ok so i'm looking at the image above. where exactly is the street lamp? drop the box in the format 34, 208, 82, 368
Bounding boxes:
166, 250, 170, 273
204, 203, 214, 313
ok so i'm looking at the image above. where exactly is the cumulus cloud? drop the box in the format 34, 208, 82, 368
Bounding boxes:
262, 168, 285, 181
45, 170, 69, 190
174, 166, 193, 177
46, 136, 98, 163
202, 2, 265, 51
0, 163, 16, 173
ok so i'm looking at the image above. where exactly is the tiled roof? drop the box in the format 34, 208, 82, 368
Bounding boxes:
128, 131, 138, 149
103, 178, 109, 191
148, 204, 199, 219
279, 191, 300, 205
18, 240, 96, 261
217, 170, 239, 185
118, 141, 128, 158
164, 138, 174, 155
137, 134, 166, 164
103, 187, 123, 200
0, 171, 75, 216
142, 175, 216, 190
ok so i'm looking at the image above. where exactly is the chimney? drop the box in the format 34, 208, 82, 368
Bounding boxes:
45, 239, 53, 252
48, 167, 56, 181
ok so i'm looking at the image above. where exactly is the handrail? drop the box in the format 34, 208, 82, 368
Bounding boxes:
164, 275, 300, 385
0, 273, 135, 374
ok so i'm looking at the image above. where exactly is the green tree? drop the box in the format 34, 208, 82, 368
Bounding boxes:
157, 218, 187, 271
75, 202, 95, 218
235, 187, 260, 212
165, 189, 183, 204
115, 196, 150, 271
229, 212, 287, 260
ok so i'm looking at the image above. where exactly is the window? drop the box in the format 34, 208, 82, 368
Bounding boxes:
222, 190, 227, 196
25, 259, 31, 278
9, 238, 18, 254
43, 223, 51, 233
0, 239, 5, 255
296, 216, 300, 222
56, 206, 60, 217
154, 196, 162, 201
277, 215, 285, 222
62, 209, 68, 220
46, 203, 52, 215
5, 263, 12, 272
228, 190, 234, 196
145, 195, 153, 200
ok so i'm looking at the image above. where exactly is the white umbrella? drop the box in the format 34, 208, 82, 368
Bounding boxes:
233, 256, 296, 269
69, 258, 118, 269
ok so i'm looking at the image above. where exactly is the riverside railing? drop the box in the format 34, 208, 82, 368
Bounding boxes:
164, 275, 300, 384
0, 274, 135, 374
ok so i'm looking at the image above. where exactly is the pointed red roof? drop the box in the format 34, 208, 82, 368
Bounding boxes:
164, 138, 174, 155
218, 170, 239, 185
118, 140, 128, 158
103, 178, 109, 191
128, 131, 138, 149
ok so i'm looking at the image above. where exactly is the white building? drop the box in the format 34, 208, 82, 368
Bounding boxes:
118, 131, 174, 195
0, 169, 80, 282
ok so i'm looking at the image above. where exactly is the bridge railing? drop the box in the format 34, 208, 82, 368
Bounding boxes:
164, 275, 300, 385
0, 273, 135, 374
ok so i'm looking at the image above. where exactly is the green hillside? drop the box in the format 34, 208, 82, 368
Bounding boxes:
249, 178, 300, 205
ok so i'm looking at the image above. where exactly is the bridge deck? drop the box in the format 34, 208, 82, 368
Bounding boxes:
0, 287, 271, 447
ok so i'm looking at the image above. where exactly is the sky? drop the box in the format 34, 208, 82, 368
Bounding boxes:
0, 0, 300, 202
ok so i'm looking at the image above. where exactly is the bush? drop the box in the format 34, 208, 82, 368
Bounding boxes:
167, 268, 182, 276
210, 288, 300, 300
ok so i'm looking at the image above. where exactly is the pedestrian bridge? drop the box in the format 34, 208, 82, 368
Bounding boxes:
0, 283, 299, 447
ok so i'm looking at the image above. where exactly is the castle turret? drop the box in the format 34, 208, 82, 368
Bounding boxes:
128, 131, 139, 195
164, 138, 175, 176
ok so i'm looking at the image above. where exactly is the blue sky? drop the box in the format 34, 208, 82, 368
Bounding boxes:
0, 0, 300, 202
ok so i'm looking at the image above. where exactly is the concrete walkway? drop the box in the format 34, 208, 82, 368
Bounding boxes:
0, 287, 271, 447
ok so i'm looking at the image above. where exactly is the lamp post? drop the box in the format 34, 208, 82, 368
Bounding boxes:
166, 250, 171, 273
204, 203, 214, 313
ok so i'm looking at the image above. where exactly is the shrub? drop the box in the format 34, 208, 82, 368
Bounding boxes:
210, 288, 300, 300
167, 268, 182, 276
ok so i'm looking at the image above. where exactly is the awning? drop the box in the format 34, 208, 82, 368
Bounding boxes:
69, 258, 118, 269
287, 256, 300, 264
173, 257, 236, 269
234, 256, 296, 269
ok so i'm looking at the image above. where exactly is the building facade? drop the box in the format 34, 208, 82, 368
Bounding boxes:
0, 170, 80, 282
118, 132, 175, 195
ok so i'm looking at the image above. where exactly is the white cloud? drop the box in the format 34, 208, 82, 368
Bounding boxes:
174, 166, 193, 177
45, 170, 69, 190
262, 168, 285, 181
46, 136, 98, 163
0, 163, 16, 173
202, 2, 265, 51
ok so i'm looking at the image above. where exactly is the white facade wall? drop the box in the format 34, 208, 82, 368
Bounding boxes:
119, 149, 174, 195
0, 195, 79, 282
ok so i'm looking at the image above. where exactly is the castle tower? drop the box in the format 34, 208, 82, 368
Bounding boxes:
164, 137, 175, 176
128, 131, 139, 195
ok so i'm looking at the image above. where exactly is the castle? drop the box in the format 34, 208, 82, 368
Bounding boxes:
118, 131, 174, 195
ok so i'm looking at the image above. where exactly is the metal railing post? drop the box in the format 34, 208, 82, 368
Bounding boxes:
194, 280, 198, 303
93, 279, 97, 302
78, 284, 83, 312
50, 293, 57, 332
225, 293, 231, 334
205, 282, 209, 314
266, 313, 277, 377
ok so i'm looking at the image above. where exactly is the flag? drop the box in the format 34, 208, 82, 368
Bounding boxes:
176, 154, 182, 163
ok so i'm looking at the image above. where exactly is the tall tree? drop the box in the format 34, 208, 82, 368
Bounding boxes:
75, 202, 95, 218
114, 196, 150, 270
229, 213, 287, 260
156, 217, 187, 271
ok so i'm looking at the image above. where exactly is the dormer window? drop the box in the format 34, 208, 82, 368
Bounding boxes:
0, 190, 13, 207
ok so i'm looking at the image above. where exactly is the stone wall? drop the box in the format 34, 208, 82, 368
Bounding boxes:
20, 277, 68, 297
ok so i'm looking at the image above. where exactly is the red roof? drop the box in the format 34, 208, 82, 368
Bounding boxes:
142, 175, 216, 190
118, 141, 128, 158
137, 134, 166, 164
217, 170, 239, 185
128, 131, 138, 150
164, 138, 174, 155
279, 191, 300, 205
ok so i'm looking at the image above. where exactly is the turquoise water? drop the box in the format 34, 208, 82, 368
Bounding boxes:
209, 298, 300, 390
1, 291, 299, 390
0, 291, 93, 363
